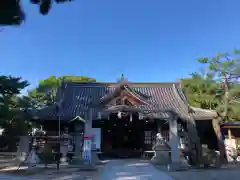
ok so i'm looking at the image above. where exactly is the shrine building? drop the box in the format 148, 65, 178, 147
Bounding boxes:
35, 76, 219, 158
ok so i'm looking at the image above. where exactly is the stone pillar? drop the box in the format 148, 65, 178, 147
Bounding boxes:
84, 108, 100, 165
74, 123, 84, 156
81, 109, 95, 167
59, 128, 69, 164
74, 135, 83, 156
60, 143, 68, 164
71, 122, 84, 165
84, 109, 92, 137
169, 114, 181, 170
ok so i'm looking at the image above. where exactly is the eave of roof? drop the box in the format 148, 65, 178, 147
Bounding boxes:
190, 107, 218, 120
220, 122, 240, 128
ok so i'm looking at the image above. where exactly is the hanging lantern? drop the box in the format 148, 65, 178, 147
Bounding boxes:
97, 112, 102, 119
117, 111, 122, 119
130, 114, 133, 122
139, 113, 143, 120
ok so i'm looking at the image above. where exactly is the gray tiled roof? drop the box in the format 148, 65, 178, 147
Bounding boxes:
35, 82, 217, 121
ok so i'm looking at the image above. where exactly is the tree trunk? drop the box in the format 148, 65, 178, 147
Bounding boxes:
187, 113, 202, 165
223, 77, 229, 121
212, 117, 227, 164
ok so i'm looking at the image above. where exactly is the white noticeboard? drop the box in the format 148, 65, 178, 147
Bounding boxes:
83, 137, 92, 164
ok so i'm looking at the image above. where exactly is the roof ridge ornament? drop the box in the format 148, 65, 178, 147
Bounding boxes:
121, 73, 124, 80
118, 73, 128, 85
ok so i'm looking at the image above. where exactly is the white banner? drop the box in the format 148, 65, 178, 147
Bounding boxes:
82, 138, 91, 164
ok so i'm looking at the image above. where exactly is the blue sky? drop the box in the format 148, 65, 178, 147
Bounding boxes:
1, 0, 240, 93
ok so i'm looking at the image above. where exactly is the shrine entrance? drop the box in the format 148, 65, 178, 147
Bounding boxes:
101, 113, 156, 158
111, 126, 140, 150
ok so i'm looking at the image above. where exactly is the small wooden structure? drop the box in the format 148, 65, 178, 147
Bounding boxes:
221, 122, 240, 150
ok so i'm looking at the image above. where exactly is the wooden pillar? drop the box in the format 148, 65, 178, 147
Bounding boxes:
169, 114, 181, 170
228, 128, 232, 147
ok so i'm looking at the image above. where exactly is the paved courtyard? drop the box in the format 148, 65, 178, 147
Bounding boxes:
0, 173, 84, 180
100, 159, 173, 180
0, 174, 28, 180
0, 159, 174, 180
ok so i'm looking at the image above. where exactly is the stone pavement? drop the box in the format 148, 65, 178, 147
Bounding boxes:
0, 166, 100, 180
0, 155, 17, 169
0, 173, 84, 180
0, 159, 108, 180
155, 164, 240, 180
0, 174, 28, 180
99, 159, 174, 180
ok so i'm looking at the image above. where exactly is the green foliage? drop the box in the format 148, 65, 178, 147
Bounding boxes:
183, 49, 240, 122
35, 76, 60, 105
36, 0, 73, 16
0, 75, 29, 96
0, 0, 73, 26
182, 70, 219, 109
0, 75, 32, 151
0, 0, 25, 25
0, 75, 30, 126
198, 50, 240, 81
61, 75, 96, 83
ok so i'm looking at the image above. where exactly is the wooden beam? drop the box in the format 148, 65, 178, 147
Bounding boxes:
222, 126, 240, 129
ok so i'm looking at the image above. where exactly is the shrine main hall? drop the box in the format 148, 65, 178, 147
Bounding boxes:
36, 77, 218, 159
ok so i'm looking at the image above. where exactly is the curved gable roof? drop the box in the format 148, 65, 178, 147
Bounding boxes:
35, 81, 217, 121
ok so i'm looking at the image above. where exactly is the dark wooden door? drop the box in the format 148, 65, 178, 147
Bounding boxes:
122, 128, 133, 149
102, 128, 113, 152
111, 124, 125, 149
